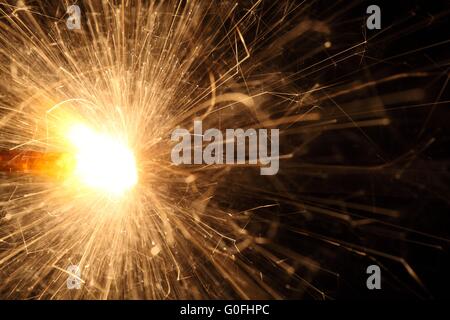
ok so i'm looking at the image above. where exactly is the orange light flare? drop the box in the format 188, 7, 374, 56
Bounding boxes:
0, 150, 74, 179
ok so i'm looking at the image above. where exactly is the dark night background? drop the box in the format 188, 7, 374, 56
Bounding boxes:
216, 0, 450, 299
294, 0, 450, 299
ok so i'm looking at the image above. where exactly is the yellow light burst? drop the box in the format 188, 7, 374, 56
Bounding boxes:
67, 123, 138, 196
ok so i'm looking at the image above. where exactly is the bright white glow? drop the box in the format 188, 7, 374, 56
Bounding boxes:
67, 124, 138, 195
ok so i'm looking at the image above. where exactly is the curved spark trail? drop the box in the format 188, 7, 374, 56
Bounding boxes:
0, 1, 449, 299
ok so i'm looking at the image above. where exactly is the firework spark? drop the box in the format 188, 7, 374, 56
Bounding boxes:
0, 0, 449, 299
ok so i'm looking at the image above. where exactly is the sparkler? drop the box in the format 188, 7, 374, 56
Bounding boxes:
0, 124, 138, 196
0, 150, 67, 176
0, 0, 448, 299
